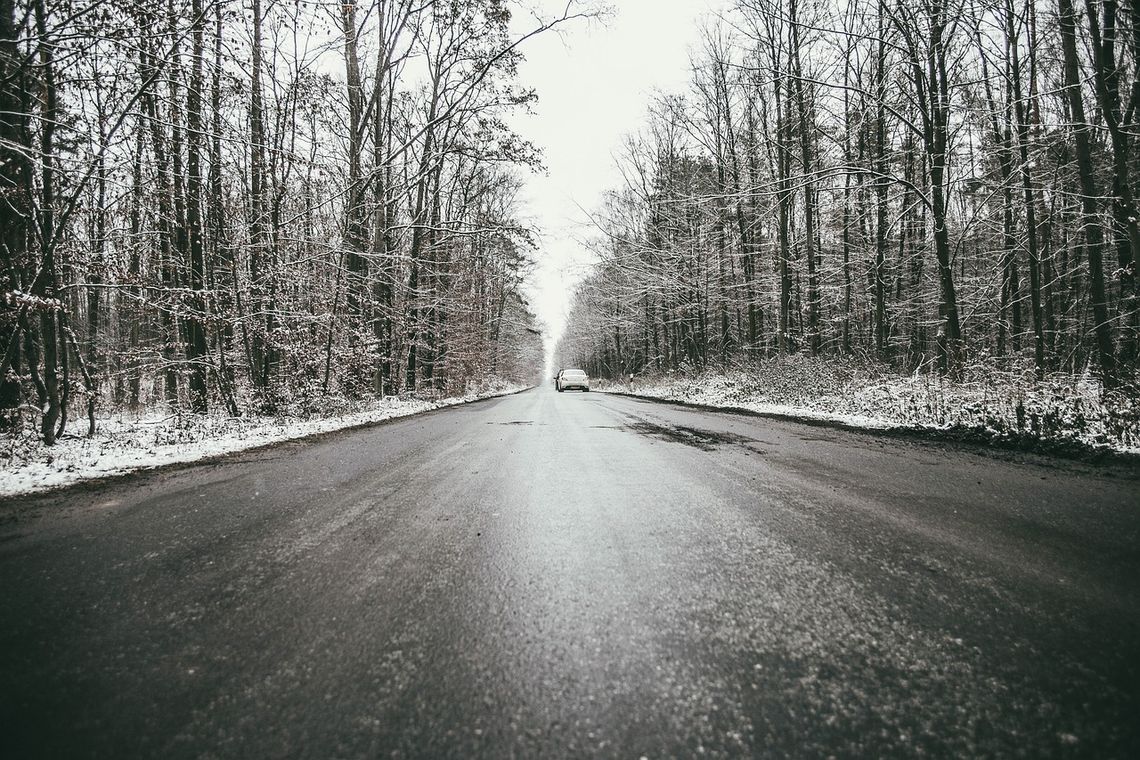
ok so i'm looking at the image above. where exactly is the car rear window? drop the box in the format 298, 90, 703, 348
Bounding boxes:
563, 370, 586, 378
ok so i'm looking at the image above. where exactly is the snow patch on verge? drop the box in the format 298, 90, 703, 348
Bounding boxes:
1, 383, 527, 499
599, 359, 1140, 456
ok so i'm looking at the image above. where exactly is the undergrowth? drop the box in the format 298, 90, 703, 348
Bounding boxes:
2, 377, 523, 478
613, 355, 1140, 454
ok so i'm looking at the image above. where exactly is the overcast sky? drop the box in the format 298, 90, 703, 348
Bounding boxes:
509, 0, 732, 354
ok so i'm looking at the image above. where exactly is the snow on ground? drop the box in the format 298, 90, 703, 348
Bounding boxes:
1, 383, 528, 499
598, 357, 1140, 456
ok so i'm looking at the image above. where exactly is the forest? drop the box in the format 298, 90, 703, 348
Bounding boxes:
556, 0, 1140, 405
1, 0, 576, 446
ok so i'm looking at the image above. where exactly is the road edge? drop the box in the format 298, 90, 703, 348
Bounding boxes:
602, 389, 1140, 472
1, 386, 534, 505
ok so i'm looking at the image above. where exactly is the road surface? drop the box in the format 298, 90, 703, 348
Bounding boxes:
2, 387, 1138, 758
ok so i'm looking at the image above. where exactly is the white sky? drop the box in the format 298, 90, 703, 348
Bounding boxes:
508, 0, 732, 353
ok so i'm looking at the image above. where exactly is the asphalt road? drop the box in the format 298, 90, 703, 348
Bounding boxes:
2, 386, 1138, 758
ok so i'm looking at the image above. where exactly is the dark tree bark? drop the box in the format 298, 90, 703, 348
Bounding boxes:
911, 0, 962, 369
873, 6, 890, 357
789, 0, 819, 355
775, 76, 795, 354
248, 0, 270, 392
1084, 0, 1140, 370
1059, 0, 1118, 386
185, 0, 209, 412
34, 0, 62, 444
1006, 0, 1045, 375
0, 0, 29, 430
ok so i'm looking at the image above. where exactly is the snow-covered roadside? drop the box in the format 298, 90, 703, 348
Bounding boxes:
1, 383, 528, 499
598, 360, 1140, 456
611, 379, 894, 430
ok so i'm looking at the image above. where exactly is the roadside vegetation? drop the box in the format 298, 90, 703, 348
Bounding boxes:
0, 379, 525, 498
2, 0, 583, 451
599, 355, 1140, 455
557, 0, 1140, 450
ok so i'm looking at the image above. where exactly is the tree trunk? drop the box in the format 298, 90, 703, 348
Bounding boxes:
1059, 0, 1117, 385
248, 0, 270, 392
0, 0, 29, 430
35, 0, 61, 444
184, 0, 208, 412
790, 0, 819, 354
873, 9, 889, 357
1006, 0, 1045, 375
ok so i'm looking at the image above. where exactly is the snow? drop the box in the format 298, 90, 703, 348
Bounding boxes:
1, 383, 528, 499
598, 359, 1140, 456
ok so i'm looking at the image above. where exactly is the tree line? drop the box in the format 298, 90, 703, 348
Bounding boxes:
2, 0, 585, 444
557, 0, 1139, 392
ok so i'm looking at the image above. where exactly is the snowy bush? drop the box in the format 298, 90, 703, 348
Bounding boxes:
1, 381, 528, 497
618, 357, 1140, 454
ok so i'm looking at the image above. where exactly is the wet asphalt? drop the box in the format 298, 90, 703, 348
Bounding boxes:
1, 386, 1138, 758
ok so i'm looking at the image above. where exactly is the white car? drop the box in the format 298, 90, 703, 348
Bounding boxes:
557, 369, 590, 392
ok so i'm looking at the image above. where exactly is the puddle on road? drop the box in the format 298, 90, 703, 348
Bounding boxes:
620, 421, 758, 451
495, 420, 539, 426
